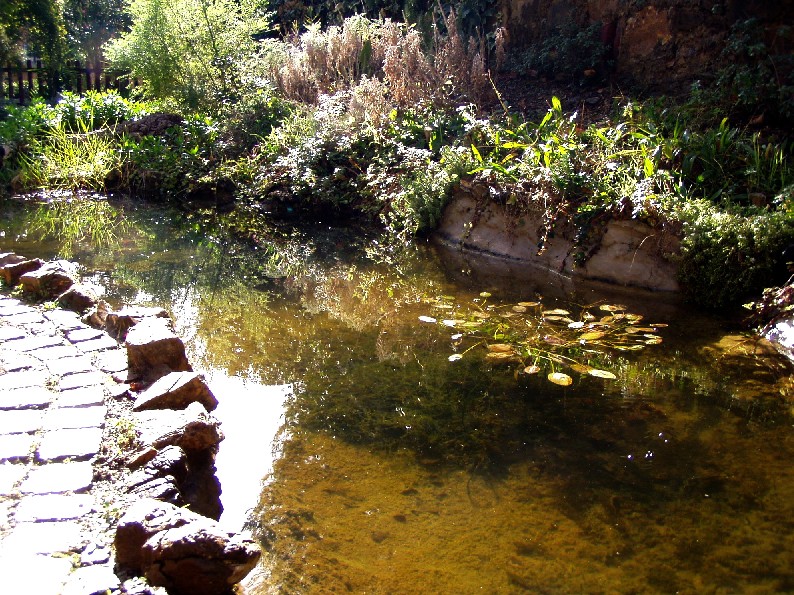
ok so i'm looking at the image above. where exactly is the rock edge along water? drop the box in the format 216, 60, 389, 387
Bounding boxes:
0, 251, 261, 595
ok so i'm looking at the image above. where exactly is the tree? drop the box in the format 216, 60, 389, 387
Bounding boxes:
64, 0, 130, 65
105, 0, 270, 110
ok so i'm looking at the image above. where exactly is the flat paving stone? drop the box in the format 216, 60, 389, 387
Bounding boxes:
43, 405, 106, 430
0, 370, 47, 391
56, 385, 105, 408
37, 427, 103, 461
0, 304, 37, 317
58, 370, 106, 391
24, 320, 60, 337
74, 335, 118, 353
44, 309, 84, 330
5, 312, 46, 325
27, 344, 81, 361
0, 553, 73, 594
64, 326, 105, 343
45, 354, 95, 377
0, 433, 36, 461
0, 409, 44, 435
0, 327, 26, 341
14, 493, 95, 522
62, 562, 120, 595
10, 335, 67, 352
0, 350, 43, 373
0, 521, 87, 554
19, 461, 93, 494
94, 349, 129, 374
0, 386, 56, 410
0, 462, 28, 494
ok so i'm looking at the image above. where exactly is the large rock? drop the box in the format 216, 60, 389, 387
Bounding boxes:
126, 317, 191, 381
126, 445, 189, 507
19, 260, 77, 297
133, 372, 218, 413
0, 253, 26, 268
57, 282, 102, 312
134, 401, 223, 454
1, 258, 43, 286
115, 499, 261, 595
107, 306, 170, 341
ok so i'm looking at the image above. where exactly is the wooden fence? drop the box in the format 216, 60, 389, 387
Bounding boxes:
0, 60, 134, 104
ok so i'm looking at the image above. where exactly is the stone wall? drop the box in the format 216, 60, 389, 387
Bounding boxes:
498, 0, 790, 87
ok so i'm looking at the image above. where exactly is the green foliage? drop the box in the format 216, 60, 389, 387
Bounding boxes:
674, 202, 794, 307
509, 21, 607, 83
105, 0, 270, 110
18, 119, 124, 191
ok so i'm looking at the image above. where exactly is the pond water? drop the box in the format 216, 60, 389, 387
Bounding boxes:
2, 197, 793, 593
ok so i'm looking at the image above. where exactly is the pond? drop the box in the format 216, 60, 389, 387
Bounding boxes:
2, 196, 793, 593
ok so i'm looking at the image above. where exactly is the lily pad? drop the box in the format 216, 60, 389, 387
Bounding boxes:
512, 305, 527, 313
568, 321, 585, 329
543, 308, 570, 316
548, 372, 573, 386
588, 368, 617, 379
523, 365, 541, 375
448, 354, 463, 362
418, 315, 437, 323
518, 301, 541, 307
488, 343, 514, 353
580, 331, 606, 341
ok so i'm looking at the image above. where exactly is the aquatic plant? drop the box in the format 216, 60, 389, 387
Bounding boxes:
420, 292, 666, 385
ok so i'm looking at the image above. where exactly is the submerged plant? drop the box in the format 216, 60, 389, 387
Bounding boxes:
420, 292, 666, 385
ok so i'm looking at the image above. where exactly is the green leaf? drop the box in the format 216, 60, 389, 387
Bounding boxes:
471, 144, 483, 163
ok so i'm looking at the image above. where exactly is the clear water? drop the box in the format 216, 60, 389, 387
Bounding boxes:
2, 197, 793, 593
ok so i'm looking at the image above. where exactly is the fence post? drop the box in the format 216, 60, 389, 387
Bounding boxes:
16, 63, 24, 105
0, 64, 4, 101
36, 60, 44, 98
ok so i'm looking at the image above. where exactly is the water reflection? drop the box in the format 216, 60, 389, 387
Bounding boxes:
1, 196, 793, 593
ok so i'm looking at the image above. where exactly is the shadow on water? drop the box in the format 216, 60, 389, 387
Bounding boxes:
2, 195, 794, 593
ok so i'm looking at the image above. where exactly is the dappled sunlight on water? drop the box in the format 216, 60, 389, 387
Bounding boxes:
2, 197, 793, 593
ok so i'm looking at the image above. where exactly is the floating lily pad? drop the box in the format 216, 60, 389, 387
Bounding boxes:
588, 369, 617, 379
599, 304, 626, 312
523, 365, 541, 374
448, 354, 463, 362
580, 331, 606, 341
479, 292, 492, 298
548, 372, 573, 386
569, 363, 593, 374
568, 321, 585, 329
518, 301, 540, 307
488, 343, 514, 353
543, 308, 570, 316
485, 351, 515, 362
512, 305, 527, 313
418, 315, 437, 323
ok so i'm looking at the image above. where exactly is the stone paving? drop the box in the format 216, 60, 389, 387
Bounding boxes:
0, 292, 124, 594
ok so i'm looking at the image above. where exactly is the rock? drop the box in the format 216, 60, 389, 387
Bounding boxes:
1, 258, 43, 286
142, 521, 261, 595
57, 283, 102, 312
126, 317, 191, 381
127, 445, 188, 488
129, 475, 184, 507
120, 113, 184, 138
179, 452, 223, 520
84, 300, 111, 329
115, 498, 261, 595
134, 401, 224, 454
19, 260, 77, 297
0, 253, 26, 268
133, 372, 218, 412
106, 306, 170, 340
115, 499, 196, 573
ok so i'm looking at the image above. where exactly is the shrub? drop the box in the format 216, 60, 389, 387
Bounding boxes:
105, 0, 270, 110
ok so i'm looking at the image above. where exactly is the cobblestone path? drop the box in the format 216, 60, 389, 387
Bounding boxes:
0, 291, 127, 593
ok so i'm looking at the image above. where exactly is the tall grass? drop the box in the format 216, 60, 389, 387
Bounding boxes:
19, 120, 123, 192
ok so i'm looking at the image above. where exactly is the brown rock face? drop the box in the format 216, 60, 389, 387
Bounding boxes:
142, 523, 262, 595
19, 260, 77, 297
132, 372, 219, 412
134, 402, 224, 455
115, 499, 261, 595
57, 283, 101, 312
126, 318, 192, 381
1, 258, 43, 286
107, 306, 170, 340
